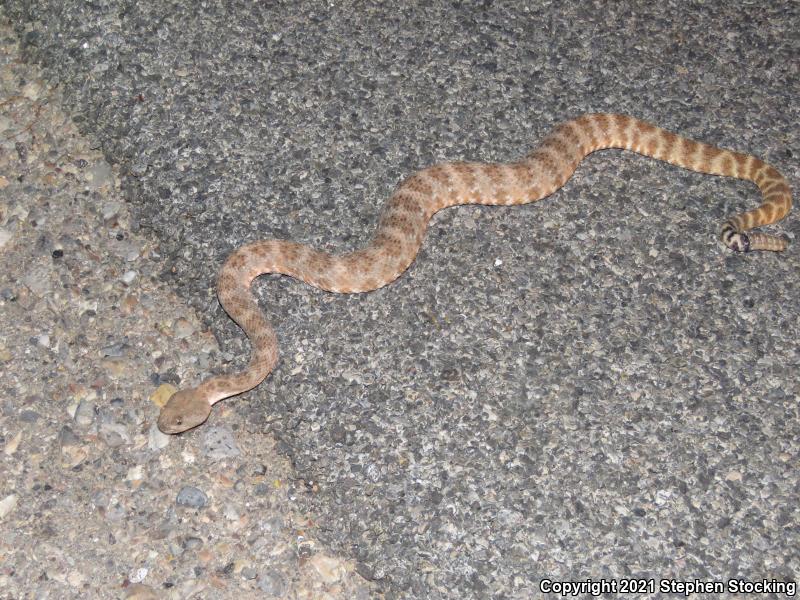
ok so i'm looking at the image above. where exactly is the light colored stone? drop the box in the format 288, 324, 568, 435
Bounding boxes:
148, 423, 171, 450
0, 228, 12, 249
0, 494, 18, 519
3, 431, 22, 455
126, 465, 144, 482
150, 383, 177, 408
308, 554, 346, 584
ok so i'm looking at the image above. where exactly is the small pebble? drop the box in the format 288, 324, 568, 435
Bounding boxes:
86, 160, 113, 190
176, 486, 208, 509
4, 431, 22, 455
125, 465, 144, 482
182, 536, 203, 550
99, 422, 131, 447
0, 494, 18, 519
19, 410, 40, 423
148, 423, 170, 450
261, 515, 285, 535
20, 80, 42, 100
129, 568, 148, 584
129, 160, 148, 176
257, 569, 288, 597
308, 554, 346, 584
0, 228, 12, 249
58, 426, 81, 447
67, 570, 86, 587
73, 399, 95, 427
202, 426, 241, 460
123, 245, 140, 261
61, 445, 88, 469
102, 201, 121, 221
172, 317, 195, 340
105, 502, 126, 522
100, 342, 127, 358
150, 384, 177, 408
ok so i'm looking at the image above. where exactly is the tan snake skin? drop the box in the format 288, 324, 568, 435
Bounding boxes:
157, 113, 792, 433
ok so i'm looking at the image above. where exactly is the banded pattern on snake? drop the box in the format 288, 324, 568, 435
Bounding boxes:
158, 113, 792, 433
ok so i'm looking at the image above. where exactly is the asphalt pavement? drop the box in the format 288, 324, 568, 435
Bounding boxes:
4, 1, 799, 597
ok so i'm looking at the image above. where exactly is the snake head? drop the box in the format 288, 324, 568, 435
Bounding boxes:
157, 389, 212, 434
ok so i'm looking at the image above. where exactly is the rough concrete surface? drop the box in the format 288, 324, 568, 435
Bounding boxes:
1, 1, 799, 599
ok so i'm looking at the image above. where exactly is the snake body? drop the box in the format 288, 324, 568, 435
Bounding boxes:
158, 114, 792, 433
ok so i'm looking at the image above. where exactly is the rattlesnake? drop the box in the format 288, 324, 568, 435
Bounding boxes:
157, 113, 792, 434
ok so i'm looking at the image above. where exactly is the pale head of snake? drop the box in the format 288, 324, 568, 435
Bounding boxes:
157, 389, 212, 434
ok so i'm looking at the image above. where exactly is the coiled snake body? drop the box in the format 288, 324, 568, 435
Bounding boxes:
158, 114, 792, 434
